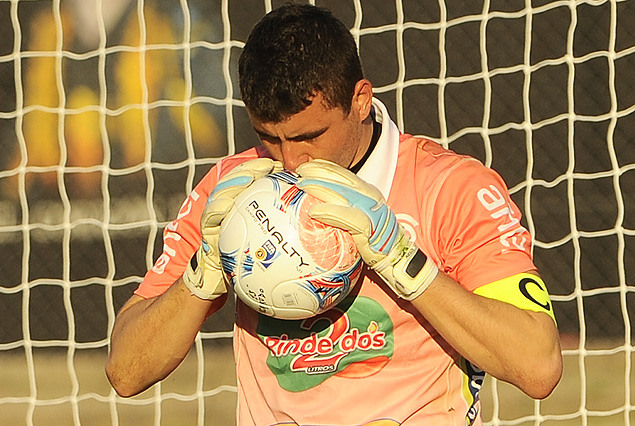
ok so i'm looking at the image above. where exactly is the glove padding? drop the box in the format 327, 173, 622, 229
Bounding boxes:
183, 158, 283, 300
296, 159, 438, 300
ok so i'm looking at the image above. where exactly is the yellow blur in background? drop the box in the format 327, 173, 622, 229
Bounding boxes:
5, 0, 224, 199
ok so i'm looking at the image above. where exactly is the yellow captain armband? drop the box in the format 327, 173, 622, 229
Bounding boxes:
473, 273, 556, 323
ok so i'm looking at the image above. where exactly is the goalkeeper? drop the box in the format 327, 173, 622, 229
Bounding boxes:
106, 4, 562, 425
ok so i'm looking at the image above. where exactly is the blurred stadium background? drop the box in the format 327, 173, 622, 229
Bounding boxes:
0, 0, 634, 425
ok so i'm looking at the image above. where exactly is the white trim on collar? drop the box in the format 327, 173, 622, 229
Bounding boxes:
356, 98, 400, 200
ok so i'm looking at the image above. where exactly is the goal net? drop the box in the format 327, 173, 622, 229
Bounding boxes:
0, 0, 633, 425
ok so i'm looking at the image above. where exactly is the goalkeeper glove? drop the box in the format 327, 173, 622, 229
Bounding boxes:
296, 159, 438, 300
183, 158, 283, 300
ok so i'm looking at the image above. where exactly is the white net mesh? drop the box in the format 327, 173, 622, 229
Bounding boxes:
0, 0, 634, 425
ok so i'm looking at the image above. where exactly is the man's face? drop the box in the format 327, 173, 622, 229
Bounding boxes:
248, 82, 373, 171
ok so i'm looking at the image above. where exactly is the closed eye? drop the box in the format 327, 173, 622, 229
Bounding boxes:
256, 131, 281, 144
288, 128, 327, 142
255, 127, 328, 144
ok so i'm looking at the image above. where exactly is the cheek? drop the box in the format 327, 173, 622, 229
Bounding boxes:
338, 141, 359, 165
331, 123, 363, 166
320, 141, 355, 169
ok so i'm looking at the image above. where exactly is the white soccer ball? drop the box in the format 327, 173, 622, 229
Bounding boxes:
218, 170, 363, 320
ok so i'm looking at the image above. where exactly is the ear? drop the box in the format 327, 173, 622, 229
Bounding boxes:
352, 79, 374, 122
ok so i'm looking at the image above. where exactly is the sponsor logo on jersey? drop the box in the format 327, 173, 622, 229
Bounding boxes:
257, 295, 394, 392
152, 189, 200, 274
476, 184, 528, 251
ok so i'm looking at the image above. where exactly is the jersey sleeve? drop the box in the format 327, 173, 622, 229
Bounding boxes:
427, 159, 536, 292
134, 170, 217, 299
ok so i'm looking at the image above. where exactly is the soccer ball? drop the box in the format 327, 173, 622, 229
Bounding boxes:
218, 170, 363, 320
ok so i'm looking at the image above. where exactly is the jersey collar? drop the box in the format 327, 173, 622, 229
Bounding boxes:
356, 98, 400, 200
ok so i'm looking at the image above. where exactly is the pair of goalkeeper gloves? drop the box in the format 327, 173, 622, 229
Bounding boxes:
182, 158, 439, 302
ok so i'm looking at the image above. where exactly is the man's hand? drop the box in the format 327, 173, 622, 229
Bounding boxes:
183, 158, 283, 300
296, 159, 438, 300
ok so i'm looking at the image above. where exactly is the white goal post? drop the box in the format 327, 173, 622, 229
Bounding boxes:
0, 0, 634, 425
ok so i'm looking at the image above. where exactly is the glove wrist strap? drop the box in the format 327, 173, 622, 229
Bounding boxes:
391, 243, 439, 300
183, 249, 226, 301
374, 238, 439, 301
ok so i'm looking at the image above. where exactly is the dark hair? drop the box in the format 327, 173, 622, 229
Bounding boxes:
238, 3, 364, 122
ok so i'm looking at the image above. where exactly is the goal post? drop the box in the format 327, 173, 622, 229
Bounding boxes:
0, 0, 633, 425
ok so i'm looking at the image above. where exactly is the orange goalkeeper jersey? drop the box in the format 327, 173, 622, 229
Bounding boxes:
135, 99, 537, 425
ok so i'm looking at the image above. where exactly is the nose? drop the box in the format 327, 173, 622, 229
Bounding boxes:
280, 141, 312, 171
